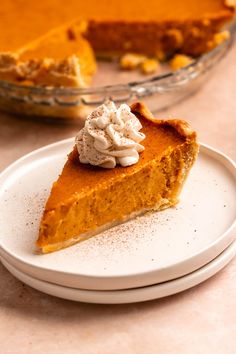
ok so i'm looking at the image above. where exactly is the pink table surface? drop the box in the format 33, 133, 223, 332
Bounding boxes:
0, 44, 236, 354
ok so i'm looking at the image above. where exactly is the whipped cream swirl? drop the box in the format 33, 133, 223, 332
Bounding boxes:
76, 101, 146, 168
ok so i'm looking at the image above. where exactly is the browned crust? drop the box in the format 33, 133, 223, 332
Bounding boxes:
0, 54, 90, 87
130, 101, 197, 142
224, 0, 236, 9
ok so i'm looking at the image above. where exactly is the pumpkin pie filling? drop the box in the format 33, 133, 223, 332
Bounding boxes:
37, 102, 199, 253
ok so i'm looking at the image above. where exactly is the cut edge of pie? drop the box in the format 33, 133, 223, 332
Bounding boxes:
37, 101, 199, 253
0, 22, 96, 88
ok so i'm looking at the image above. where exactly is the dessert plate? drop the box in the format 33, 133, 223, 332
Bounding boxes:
1, 242, 235, 304
0, 140, 235, 290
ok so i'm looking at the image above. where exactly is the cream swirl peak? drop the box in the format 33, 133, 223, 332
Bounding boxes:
75, 101, 146, 168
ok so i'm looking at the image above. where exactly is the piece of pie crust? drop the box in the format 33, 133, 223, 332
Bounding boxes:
37, 102, 199, 253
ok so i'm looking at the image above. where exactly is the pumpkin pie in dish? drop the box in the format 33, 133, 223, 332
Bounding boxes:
0, 0, 235, 88
37, 101, 199, 253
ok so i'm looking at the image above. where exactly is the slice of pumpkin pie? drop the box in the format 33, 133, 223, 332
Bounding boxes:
37, 101, 199, 253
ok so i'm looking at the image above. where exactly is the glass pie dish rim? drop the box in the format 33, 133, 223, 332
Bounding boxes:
0, 22, 235, 105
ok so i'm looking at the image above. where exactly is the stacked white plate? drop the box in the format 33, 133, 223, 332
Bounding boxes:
0, 139, 236, 304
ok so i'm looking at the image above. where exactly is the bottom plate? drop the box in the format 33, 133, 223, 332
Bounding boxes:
0, 141, 236, 291
1, 241, 235, 304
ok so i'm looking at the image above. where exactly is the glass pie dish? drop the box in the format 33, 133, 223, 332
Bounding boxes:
0, 23, 235, 120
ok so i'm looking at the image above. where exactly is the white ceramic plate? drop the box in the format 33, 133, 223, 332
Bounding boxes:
0, 139, 235, 291
1, 242, 235, 304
